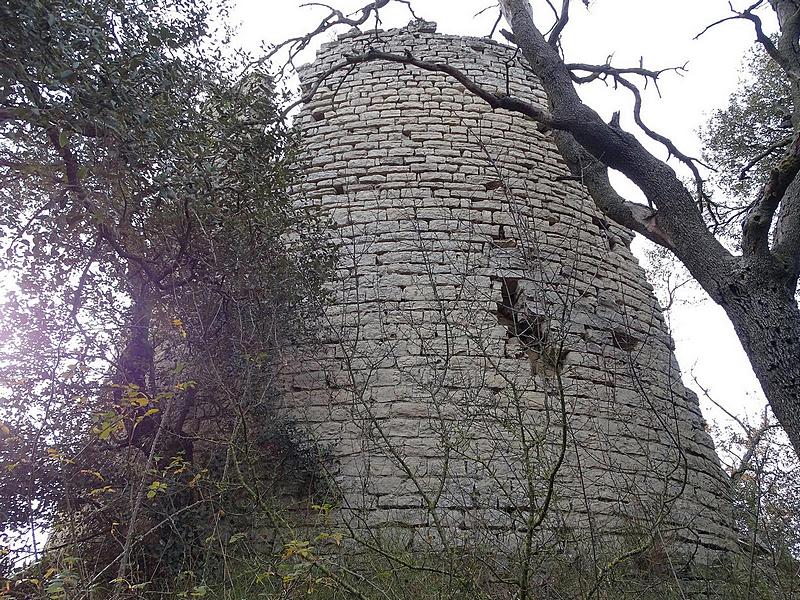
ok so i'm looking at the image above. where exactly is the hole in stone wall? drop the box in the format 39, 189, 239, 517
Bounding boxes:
312, 110, 326, 122
610, 328, 640, 351
592, 214, 611, 232
332, 183, 345, 194
494, 278, 570, 375
592, 214, 620, 252
495, 278, 548, 350
484, 180, 502, 191
492, 224, 517, 248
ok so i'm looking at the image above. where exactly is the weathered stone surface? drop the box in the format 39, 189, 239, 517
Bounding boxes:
279, 21, 737, 563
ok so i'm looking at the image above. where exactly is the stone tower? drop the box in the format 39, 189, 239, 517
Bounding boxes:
280, 21, 736, 562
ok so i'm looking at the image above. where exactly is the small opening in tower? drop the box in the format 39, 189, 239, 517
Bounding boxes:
495, 278, 546, 347
492, 224, 517, 248
591, 214, 611, 232
610, 328, 640, 351
493, 278, 569, 374
497, 277, 520, 335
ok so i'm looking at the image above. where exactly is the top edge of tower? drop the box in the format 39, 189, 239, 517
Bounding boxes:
297, 18, 516, 75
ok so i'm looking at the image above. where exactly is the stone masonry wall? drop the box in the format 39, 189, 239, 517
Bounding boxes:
278, 20, 737, 563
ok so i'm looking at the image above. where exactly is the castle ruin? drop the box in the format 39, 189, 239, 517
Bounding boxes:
279, 20, 736, 564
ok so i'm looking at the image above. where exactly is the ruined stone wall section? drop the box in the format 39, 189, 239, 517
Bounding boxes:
279, 21, 736, 560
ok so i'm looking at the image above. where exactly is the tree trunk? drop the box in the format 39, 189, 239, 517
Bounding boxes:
720, 269, 800, 454
114, 271, 157, 447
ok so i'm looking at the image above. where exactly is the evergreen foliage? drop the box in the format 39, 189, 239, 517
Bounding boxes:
0, 0, 332, 593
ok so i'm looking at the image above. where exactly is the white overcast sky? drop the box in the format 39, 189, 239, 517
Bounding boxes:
231, 0, 778, 428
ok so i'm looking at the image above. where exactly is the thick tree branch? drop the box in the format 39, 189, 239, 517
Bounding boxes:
769, 0, 800, 270
500, 0, 734, 298
773, 173, 800, 272
770, 0, 800, 74
552, 130, 674, 248
742, 133, 800, 258
547, 0, 570, 47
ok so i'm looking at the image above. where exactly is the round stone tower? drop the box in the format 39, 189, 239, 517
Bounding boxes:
280, 20, 736, 562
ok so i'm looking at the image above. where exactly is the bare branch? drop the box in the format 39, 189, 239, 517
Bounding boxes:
489, 11, 503, 37
286, 48, 556, 126
740, 135, 793, 180
264, 0, 416, 75
695, 375, 782, 482
473, 0, 503, 36
730, 418, 781, 483
737, 2, 795, 74
548, 0, 570, 47
542, 0, 561, 23
696, 1, 799, 80
692, 373, 750, 432
609, 73, 710, 210
473, 3, 498, 18
566, 60, 689, 95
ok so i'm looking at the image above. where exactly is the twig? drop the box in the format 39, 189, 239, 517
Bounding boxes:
260, 0, 417, 79
109, 398, 172, 599
739, 135, 793, 180
695, 1, 797, 80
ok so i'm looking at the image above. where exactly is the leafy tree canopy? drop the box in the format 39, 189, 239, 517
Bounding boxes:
0, 0, 331, 590
701, 41, 793, 235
